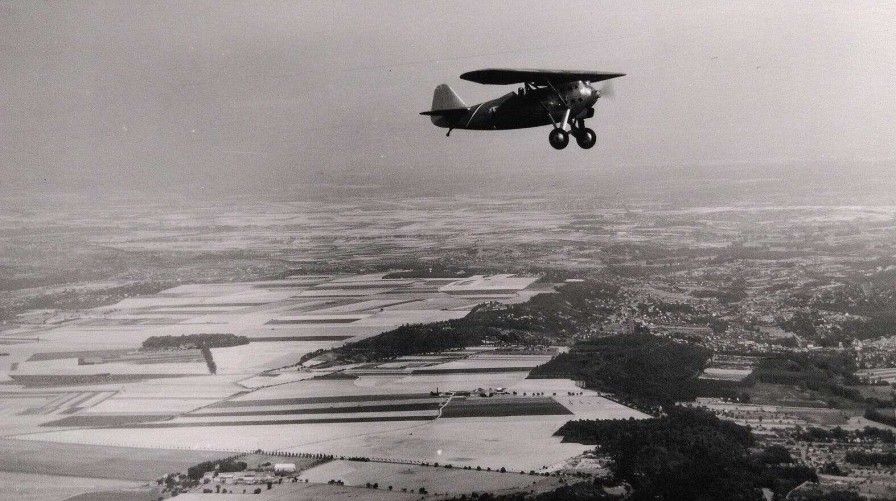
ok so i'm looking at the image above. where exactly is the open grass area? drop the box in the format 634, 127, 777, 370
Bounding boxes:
0, 472, 147, 501
300, 459, 562, 495
0, 439, 230, 481
63, 490, 157, 501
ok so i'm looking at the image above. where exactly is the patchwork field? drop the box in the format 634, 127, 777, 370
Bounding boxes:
0, 273, 648, 491
16, 373, 646, 471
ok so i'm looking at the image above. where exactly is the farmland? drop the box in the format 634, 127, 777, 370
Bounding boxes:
299, 460, 565, 495
0, 472, 147, 501
0, 271, 650, 497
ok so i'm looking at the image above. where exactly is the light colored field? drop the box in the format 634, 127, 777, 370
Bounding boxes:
2, 274, 627, 479
241, 325, 385, 339
857, 367, 896, 382
364, 373, 531, 393
15, 358, 209, 376
269, 314, 370, 322
230, 379, 411, 401
175, 482, 419, 500
14, 417, 585, 471
82, 397, 219, 414
189, 398, 442, 415
287, 416, 592, 471
311, 299, 423, 314
424, 357, 552, 371
297, 289, 396, 297
0, 438, 231, 481
700, 367, 753, 381
350, 310, 470, 327
0, 471, 145, 501
237, 372, 319, 389
557, 396, 651, 420
438, 275, 540, 293
301, 460, 554, 494
5, 274, 543, 386
382, 297, 482, 311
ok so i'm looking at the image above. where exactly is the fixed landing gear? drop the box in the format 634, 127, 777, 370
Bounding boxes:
573, 127, 596, 149
548, 108, 572, 150
548, 128, 569, 150
548, 115, 596, 150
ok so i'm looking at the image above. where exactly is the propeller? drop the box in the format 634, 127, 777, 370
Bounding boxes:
597, 80, 616, 99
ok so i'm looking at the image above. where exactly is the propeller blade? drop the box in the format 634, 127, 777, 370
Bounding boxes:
599, 81, 615, 99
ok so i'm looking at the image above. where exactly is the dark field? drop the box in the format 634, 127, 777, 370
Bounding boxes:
440, 397, 572, 418
191, 402, 442, 417
411, 367, 533, 375
27, 350, 134, 362
41, 415, 173, 428
248, 336, 354, 342
266, 319, 359, 325
127, 415, 436, 428
208, 393, 435, 408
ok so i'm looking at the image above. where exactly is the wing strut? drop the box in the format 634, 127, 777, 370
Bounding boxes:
539, 78, 572, 131
544, 79, 570, 109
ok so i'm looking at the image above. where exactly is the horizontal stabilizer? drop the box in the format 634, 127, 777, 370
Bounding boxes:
423, 84, 468, 127
420, 107, 469, 117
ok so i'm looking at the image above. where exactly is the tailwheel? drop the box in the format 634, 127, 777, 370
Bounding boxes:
575, 128, 596, 149
548, 128, 569, 150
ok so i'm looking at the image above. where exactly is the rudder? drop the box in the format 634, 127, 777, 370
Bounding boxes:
431, 84, 466, 111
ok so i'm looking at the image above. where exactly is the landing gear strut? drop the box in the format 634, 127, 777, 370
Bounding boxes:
548, 128, 569, 150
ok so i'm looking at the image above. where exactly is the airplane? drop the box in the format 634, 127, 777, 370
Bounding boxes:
420, 68, 625, 150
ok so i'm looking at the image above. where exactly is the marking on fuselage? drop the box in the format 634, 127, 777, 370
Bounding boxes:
465, 103, 484, 128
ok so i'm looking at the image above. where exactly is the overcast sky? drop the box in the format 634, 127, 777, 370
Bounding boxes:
1, 1, 894, 196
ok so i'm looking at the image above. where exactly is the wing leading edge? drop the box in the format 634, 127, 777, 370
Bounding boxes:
460, 68, 625, 85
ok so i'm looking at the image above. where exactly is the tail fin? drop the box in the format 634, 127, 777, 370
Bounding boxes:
430, 84, 466, 111
421, 84, 468, 127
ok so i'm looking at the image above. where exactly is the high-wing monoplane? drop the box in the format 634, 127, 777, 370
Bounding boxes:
421, 68, 625, 149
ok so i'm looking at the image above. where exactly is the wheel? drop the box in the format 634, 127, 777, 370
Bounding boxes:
575, 128, 596, 149
548, 129, 569, 150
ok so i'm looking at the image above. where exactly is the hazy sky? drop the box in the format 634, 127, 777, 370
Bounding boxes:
1, 1, 894, 196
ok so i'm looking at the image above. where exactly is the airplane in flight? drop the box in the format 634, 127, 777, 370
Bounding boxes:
421, 68, 624, 150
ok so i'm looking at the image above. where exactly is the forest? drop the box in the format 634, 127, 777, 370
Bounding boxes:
555, 406, 817, 501
330, 280, 621, 363
529, 333, 710, 407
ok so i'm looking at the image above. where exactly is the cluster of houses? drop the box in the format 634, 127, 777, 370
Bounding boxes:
429, 387, 510, 398
203, 463, 300, 486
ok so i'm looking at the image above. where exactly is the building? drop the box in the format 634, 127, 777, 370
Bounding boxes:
274, 463, 297, 474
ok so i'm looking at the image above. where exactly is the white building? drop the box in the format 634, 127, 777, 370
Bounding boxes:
274, 463, 297, 474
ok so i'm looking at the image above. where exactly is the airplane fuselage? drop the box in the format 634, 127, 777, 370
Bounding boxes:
431, 80, 599, 131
